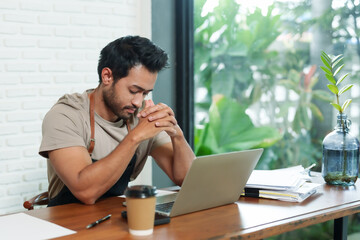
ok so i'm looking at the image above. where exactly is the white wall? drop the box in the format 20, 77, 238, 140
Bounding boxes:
0, 0, 152, 214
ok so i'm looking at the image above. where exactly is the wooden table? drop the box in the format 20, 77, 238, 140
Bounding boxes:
25, 173, 360, 240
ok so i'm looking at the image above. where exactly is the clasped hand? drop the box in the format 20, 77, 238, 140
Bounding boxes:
135, 99, 180, 139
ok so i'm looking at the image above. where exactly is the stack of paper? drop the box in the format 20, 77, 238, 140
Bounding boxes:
243, 165, 321, 202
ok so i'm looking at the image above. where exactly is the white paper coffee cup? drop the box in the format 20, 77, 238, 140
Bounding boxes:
125, 185, 157, 236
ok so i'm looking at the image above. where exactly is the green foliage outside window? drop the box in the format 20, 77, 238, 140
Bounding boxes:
194, 95, 282, 156
194, 0, 360, 239
194, 0, 332, 168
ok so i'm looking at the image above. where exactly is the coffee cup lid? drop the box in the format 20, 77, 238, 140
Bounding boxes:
124, 185, 157, 198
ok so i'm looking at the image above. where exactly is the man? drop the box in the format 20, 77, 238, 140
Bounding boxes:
39, 36, 195, 206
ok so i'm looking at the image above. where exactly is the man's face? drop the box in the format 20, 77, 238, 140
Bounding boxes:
103, 65, 157, 121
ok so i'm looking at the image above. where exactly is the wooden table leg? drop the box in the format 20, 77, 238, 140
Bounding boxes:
334, 216, 348, 240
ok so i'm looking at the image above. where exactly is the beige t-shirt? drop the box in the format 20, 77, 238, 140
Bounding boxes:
39, 90, 171, 199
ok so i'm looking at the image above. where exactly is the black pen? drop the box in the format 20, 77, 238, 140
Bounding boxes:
86, 214, 112, 229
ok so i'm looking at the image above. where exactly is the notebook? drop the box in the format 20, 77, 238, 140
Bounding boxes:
155, 148, 263, 217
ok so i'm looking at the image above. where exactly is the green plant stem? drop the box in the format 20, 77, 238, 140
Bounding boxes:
336, 94, 340, 111
341, 115, 347, 176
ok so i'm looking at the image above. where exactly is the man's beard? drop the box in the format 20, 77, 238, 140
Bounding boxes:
103, 88, 137, 121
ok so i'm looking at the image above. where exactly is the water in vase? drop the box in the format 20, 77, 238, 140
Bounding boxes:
322, 147, 359, 185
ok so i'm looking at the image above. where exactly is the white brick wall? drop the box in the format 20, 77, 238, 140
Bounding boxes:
0, 0, 152, 214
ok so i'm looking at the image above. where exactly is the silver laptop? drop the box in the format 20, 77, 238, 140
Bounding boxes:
155, 148, 263, 217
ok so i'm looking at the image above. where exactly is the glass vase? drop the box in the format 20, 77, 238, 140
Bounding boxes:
322, 113, 359, 186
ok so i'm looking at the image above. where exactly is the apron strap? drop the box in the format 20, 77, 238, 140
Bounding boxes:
88, 90, 96, 155
87, 89, 132, 156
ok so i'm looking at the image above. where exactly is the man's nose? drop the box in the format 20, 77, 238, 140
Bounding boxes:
132, 94, 144, 108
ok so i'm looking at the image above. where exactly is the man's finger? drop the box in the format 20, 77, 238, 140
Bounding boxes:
137, 99, 155, 118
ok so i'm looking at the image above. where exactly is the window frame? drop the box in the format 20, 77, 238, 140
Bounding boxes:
175, 0, 195, 148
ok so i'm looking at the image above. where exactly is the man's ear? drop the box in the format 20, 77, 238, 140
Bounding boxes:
101, 67, 113, 85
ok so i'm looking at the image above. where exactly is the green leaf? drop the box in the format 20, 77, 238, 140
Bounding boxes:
336, 73, 350, 85
300, 104, 311, 130
249, 82, 263, 104
327, 84, 339, 94
196, 125, 221, 156
321, 51, 331, 63
292, 108, 302, 133
333, 64, 344, 77
330, 103, 342, 112
321, 55, 332, 71
194, 125, 206, 155
320, 66, 332, 75
225, 127, 282, 150
332, 56, 343, 69
325, 73, 336, 84
211, 69, 235, 96
332, 54, 343, 64
227, 43, 248, 57
309, 103, 323, 121
288, 69, 301, 84
196, 95, 282, 156
338, 84, 353, 95
342, 99, 352, 112
209, 96, 252, 144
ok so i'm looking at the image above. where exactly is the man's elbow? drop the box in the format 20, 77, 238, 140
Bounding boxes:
73, 190, 98, 205
81, 198, 97, 205
173, 177, 184, 187
173, 169, 190, 186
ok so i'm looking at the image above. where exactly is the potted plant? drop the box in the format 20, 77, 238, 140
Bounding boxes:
320, 51, 359, 185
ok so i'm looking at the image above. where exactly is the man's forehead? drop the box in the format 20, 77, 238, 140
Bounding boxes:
115, 64, 157, 89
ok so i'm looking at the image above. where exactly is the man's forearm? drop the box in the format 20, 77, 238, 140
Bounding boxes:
50, 133, 141, 205
170, 129, 195, 185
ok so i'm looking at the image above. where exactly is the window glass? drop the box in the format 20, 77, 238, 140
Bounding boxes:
194, 0, 360, 238
194, 0, 359, 166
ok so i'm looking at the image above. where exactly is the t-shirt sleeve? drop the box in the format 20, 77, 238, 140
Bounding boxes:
39, 105, 87, 158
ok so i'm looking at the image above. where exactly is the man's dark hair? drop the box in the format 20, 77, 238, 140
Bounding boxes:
97, 36, 168, 83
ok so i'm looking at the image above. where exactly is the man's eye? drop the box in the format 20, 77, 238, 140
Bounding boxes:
130, 90, 137, 94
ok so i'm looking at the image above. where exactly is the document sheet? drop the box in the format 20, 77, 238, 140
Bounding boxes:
246, 165, 309, 190
0, 212, 76, 240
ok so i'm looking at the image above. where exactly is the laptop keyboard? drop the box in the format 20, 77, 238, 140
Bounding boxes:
156, 201, 174, 213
